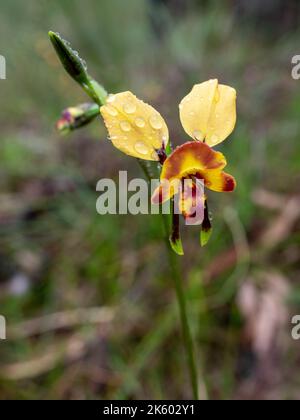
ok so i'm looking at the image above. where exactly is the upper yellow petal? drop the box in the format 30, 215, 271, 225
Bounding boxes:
205, 84, 237, 146
179, 79, 236, 147
100, 91, 169, 161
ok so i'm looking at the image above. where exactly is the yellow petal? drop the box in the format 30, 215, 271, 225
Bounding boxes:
179, 79, 236, 147
151, 179, 181, 204
100, 92, 169, 161
198, 169, 236, 192
206, 84, 237, 146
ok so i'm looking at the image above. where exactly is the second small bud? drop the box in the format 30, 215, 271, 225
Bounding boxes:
56, 103, 100, 134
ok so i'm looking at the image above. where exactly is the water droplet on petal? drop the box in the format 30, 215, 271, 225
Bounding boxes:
120, 121, 131, 132
123, 103, 136, 114
135, 141, 149, 155
210, 134, 219, 144
105, 106, 118, 117
107, 94, 116, 103
149, 115, 163, 130
135, 117, 145, 128
193, 130, 204, 141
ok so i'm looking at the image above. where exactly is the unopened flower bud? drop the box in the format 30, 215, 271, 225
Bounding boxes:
49, 31, 107, 105
56, 103, 99, 134
49, 31, 89, 86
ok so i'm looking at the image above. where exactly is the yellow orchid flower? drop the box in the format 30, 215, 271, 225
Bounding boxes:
100, 79, 236, 160
151, 141, 236, 223
100, 79, 237, 223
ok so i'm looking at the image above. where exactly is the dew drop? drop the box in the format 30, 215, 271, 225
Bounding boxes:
210, 134, 219, 144
135, 141, 149, 155
193, 130, 204, 141
107, 94, 116, 103
105, 106, 118, 117
123, 103, 136, 114
149, 115, 163, 130
120, 121, 131, 132
135, 117, 145, 128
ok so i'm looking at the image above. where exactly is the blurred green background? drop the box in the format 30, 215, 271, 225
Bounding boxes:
0, 0, 300, 400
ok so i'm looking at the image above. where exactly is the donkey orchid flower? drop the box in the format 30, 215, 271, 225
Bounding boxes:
100, 79, 237, 225
151, 141, 236, 224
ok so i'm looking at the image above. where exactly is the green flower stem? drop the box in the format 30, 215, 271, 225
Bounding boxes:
137, 159, 155, 182
138, 159, 199, 399
169, 200, 184, 255
84, 79, 108, 106
161, 212, 199, 400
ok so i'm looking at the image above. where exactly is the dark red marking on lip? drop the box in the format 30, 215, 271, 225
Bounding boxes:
223, 173, 236, 192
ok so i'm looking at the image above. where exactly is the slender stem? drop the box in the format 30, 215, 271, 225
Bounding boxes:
161, 213, 199, 400
138, 159, 199, 399
137, 159, 153, 182
85, 79, 108, 106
